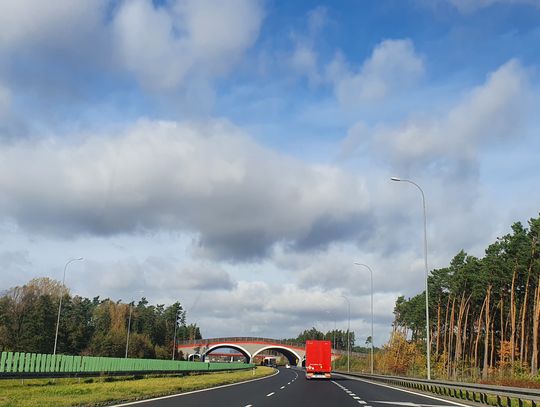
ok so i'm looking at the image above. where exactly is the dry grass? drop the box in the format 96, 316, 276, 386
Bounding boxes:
0, 367, 274, 407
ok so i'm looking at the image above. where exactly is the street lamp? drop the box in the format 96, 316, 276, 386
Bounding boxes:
341, 295, 351, 373
126, 290, 144, 358
53, 257, 84, 355
353, 262, 374, 375
172, 306, 183, 360
391, 176, 431, 380
125, 301, 133, 358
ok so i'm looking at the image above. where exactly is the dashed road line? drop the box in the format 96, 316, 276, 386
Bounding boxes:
266, 392, 275, 397
334, 373, 472, 407
110, 369, 279, 406
331, 380, 371, 407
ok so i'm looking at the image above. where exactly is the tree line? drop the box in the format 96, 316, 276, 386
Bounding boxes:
288, 327, 364, 352
0, 277, 201, 359
392, 213, 540, 379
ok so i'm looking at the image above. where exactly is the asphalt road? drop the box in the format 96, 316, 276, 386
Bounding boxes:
112, 367, 472, 407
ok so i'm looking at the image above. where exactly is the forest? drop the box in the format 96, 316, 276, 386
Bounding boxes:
290, 326, 359, 352
390, 213, 540, 380
0, 277, 201, 359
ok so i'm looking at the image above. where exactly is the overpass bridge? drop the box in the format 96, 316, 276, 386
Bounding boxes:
176, 337, 362, 366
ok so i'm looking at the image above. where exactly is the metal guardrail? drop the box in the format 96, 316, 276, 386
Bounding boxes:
336, 371, 540, 406
0, 351, 254, 380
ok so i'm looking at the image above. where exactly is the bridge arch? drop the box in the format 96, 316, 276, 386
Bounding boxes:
188, 353, 201, 361
252, 345, 302, 366
203, 343, 252, 363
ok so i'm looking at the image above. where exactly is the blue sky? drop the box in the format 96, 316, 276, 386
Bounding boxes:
0, 0, 539, 346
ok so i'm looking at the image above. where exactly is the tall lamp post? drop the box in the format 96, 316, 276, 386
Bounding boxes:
125, 301, 133, 359
341, 295, 351, 373
391, 176, 431, 380
353, 262, 374, 375
172, 306, 183, 360
126, 290, 144, 358
53, 257, 84, 355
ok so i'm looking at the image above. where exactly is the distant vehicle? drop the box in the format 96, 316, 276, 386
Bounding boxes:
285, 364, 290, 368
261, 356, 277, 367
305, 340, 331, 379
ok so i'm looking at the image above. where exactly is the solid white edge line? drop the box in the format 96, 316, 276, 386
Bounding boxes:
109, 369, 280, 406
334, 373, 472, 407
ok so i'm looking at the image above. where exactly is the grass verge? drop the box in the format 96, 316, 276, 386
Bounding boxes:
0, 367, 274, 407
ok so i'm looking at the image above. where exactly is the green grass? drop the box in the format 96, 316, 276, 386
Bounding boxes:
0, 367, 274, 407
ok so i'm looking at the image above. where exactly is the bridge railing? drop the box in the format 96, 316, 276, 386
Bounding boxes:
177, 337, 306, 348
176, 337, 368, 358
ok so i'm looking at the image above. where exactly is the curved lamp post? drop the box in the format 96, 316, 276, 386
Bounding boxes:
353, 262, 374, 375
341, 295, 351, 373
391, 176, 431, 380
53, 257, 84, 355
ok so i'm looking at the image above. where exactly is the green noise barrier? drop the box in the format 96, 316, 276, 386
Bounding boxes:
0, 351, 253, 377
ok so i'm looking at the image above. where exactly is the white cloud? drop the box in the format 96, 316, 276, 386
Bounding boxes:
0, 119, 371, 260
0, 0, 263, 105
288, 7, 328, 86
375, 59, 529, 165
112, 0, 264, 90
0, 0, 107, 50
74, 257, 235, 300
0, 83, 10, 117
290, 44, 321, 86
328, 39, 424, 107
448, 0, 540, 13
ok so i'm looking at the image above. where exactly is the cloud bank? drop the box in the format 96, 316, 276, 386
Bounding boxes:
0, 120, 371, 261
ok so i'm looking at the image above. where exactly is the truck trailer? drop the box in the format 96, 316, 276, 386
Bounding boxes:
305, 340, 332, 379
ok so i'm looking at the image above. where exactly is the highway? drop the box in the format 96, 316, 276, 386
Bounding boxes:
112, 367, 472, 407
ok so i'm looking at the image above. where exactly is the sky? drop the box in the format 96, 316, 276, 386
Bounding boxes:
0, 0, 539, 347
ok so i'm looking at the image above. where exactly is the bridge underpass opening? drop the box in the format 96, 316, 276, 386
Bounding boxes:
251, 346, 301, 367
203, 344, 251, 363
187, 354, 201, 361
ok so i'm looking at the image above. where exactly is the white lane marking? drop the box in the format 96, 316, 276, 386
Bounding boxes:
280, 386, 285, 389
266, 392, 275, 397
245, 405, 252, 407
373, 403, 451, 406
288, 382, 291, 384
109, 369, 280, 406
353, 396, 361, 399
333, 373, 472, 407
357, 401, 366, 404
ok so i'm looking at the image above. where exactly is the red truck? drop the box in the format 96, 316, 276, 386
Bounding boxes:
305, 340, 332, 379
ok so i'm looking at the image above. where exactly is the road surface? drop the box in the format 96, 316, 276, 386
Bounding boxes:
112, 367, 472, 407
